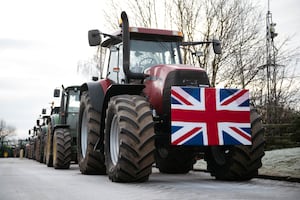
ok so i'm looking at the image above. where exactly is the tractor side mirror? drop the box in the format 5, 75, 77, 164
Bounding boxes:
92, 76, 99, 81
54, 89, 60, 97
88, 29, 101, 46
42, 108, 46, 115
212, 39, 222, 54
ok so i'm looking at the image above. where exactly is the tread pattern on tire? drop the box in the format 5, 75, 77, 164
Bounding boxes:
205, 108, 265, 180
35, 138, 42, 163
45, 124, 53, 167
78, 91, 106, 174
53, 128, 72, 169
105, 95, 155, 182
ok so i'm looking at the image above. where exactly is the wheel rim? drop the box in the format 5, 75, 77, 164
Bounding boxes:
110, 115, 119, 165
81, 108, 88, 158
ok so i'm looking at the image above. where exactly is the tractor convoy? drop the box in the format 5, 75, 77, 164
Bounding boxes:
45, 86, 80, 168
23, 11, 265, 183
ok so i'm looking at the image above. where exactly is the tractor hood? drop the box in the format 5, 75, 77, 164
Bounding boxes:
143, 64, 210, 114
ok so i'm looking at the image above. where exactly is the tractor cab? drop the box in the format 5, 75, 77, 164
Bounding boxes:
90, 27, 183, 84
54, 86, 80, 129
88, 12, 220, 84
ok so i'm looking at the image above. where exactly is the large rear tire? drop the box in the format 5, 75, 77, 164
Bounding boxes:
104, 95, 155, 182
155, 147, 196, 174
43, 134, 47, 163
53, 128, 72, 169
77, 91, 106, 174
40, 127, 47, 163
204, 108, 265, 180
35, 137, 42, 163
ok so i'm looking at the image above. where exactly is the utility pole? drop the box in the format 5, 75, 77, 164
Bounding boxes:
265, 0, 278, 124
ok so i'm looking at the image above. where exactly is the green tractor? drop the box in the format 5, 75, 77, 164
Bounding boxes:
26, 127, 38, 160
45, 85, 80, 169
13, 139, 28, 158
34, 109, 50, 163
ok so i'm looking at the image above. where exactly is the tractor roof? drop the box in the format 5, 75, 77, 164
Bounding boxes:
65, 85, 80, 92
129, 27, 183, 38
101, 27, 183, 47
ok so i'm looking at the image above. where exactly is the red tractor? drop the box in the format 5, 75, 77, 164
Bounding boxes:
77, 11, 265, 182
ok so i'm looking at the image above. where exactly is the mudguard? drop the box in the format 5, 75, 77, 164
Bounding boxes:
80, 82, 106, 113
53, 124, 69, 130
81, 81, 145, 115
49, 114, 59, 135
104, 84, 145, 103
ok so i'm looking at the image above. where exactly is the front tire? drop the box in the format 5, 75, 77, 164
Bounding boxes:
104, 95, 155, 182
77, 91, 106, 174
53, 128, 72, 169
205, 108, 265, 180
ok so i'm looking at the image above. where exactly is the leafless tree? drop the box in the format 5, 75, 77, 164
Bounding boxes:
0, 119, 16, 142
103, 0, 160, 29
199, 0, 265, 87
98, 0, 300, 120
165, 0, 202, 64
103, 0, 123, 31
127, 0, 159, 27
77, 54, 100, 81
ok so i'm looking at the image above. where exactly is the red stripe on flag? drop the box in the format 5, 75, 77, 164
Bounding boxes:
172, 127, 202, 145
230, 127, 252, 142
221, 90, 248, 106
171, 109, 250, 123
204, 89, 219, 145
171, 89, 193, 105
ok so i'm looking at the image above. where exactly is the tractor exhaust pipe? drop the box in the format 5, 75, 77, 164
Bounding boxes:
121, 11, 146, 82
121, 11, 130, 82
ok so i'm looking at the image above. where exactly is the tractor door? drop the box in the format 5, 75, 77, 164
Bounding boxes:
104, 44, 125, 84
59, 91, 68, 124
65, 88, 80, 134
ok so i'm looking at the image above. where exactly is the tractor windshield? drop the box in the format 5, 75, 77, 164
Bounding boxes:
129, 40, 181, 73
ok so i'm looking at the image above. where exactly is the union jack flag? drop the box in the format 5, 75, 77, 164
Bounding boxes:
171, 87, 251, 146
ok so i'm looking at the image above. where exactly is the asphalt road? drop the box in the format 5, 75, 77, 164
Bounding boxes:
0, 158, 299, 200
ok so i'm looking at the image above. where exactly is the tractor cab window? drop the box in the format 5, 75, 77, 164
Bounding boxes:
107, 44, 124, 83
67, 89, 80, 113
66, 89, 80, 132
129, 40, 181, 73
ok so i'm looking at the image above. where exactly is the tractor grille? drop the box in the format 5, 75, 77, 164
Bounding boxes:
162, 69, 210, 114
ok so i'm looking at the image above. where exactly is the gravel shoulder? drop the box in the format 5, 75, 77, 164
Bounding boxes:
258, 147, 300, 178
194, 147, 300, 179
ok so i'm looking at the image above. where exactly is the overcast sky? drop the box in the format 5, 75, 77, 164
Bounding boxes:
0, 0, 299, 139
0, 0, 105, 139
